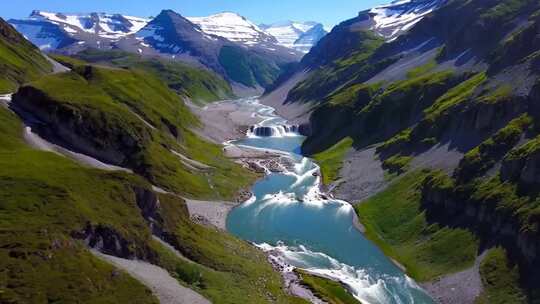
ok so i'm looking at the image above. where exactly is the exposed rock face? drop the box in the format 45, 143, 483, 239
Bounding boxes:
75, 223, 137, 259
12, 85, 151, 168
501, 149, 540, 186
134, 187, 164, 236
70, 186, 164, 262
421, 175, 540, 271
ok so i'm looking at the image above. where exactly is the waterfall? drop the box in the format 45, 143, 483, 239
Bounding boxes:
248, 125, 300, 137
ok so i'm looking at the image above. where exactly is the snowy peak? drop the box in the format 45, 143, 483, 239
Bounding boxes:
367, 0, 447, 40
188, 12, 276, 46
9, 9, 324, 54
259, 21, 328, 53
133, 9, 227, 69
294, 24, 328, 53
26, 10, 149, 39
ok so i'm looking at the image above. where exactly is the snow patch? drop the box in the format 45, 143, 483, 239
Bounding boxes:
369, 0, 446, 40
188, 12, 273, 45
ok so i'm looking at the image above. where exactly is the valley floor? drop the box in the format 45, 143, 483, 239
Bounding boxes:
187, 99, 262, 143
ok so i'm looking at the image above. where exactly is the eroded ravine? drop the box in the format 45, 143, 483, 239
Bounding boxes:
226, 97, 435, 304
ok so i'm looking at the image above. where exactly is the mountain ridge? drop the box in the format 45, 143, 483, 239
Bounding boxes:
8, 9, 315, 89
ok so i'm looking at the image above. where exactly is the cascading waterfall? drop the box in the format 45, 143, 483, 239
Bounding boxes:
248, 124, 300, 137
226, 97, 435, 304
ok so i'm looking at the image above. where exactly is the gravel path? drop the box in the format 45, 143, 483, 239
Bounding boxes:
93, 251, 210, 304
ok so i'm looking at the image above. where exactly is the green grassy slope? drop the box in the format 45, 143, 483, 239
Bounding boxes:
14, 65, 255, 200
0, 18, 52, 93
356, 171, 479, 281
218, 45, 282, 88
475, 248, 527, 304
0, 105, 306, 303
312, 137, 353, 185
0, 106, 159, 303
288, 30, 386, 105
53, 49, 235, 104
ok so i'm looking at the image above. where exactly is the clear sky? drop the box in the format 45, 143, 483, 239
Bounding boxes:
1, 0, 388, 27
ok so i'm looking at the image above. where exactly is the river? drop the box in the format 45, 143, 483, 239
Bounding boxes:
226, 97, 435, 304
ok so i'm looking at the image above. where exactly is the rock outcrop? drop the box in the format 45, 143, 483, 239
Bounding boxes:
12, 85, 150, 167
421, 174, 540, 274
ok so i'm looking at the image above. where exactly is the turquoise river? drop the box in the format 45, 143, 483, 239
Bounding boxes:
226, 97, 435, 304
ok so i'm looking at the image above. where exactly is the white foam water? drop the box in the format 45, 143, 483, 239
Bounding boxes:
247, 125, 301, 138
256, 242, 420, 304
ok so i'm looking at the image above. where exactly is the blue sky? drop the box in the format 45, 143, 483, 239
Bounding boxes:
1, 0, 388, 27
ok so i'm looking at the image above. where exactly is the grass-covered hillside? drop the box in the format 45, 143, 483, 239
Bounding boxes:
53, 49, 235, 104
357, 171, 479, 282
0, 105, 306, 303
268, 0, 540, 302
218, 45, 284, 89
0, 18, 52, 93
13, 64, 255, 200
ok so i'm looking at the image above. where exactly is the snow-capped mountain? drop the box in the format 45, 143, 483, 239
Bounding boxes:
132, 10, 301, 88
187, 12, 277, 46
259, 21, 328, 53
366, 0, 447, 40
134, 10, 225, 67
291, 24, 328, 53
13, 10, 147, 41
9, 10, 149, 51
9, 17, 75, 50
7, 9, 304, 88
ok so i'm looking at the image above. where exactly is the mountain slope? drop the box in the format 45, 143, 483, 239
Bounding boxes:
0, 17, 52, 93
27, 10, 148, 39
55, 49, 235, 104
12, 63, 254, 199
266, 0, 540, 302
